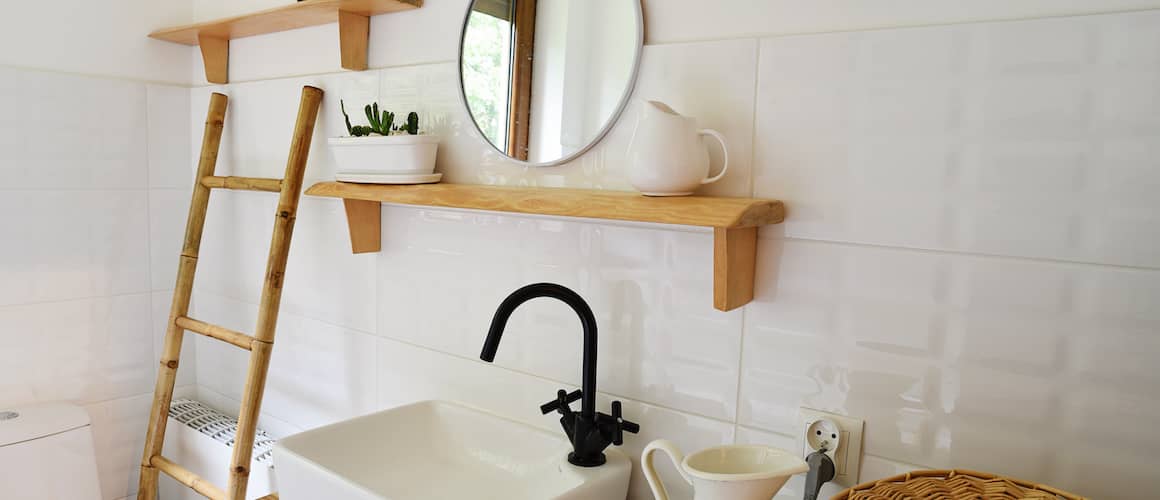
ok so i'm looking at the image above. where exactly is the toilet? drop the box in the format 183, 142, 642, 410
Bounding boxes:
0, 402, 102, 499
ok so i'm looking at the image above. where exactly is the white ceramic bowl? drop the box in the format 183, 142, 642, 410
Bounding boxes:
328, 135, 440, 175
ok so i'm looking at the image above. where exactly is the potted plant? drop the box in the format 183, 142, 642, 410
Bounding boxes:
329, 101, 440, 181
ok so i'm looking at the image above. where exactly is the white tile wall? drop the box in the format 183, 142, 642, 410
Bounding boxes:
0, 191, 150, 306
0, 0, 192, 83
0, 68, 148, 190
199, 0, 1160, 85
642, 0, 1160, 45
193, 291, 378, 430
0, 64, 185, 500
147, 84, 194, 189
376, 207, 742, 421
0, 3, 1104, 500
754, 12, 1160, 268
0, 294, 153, 405
86, 393, 153, 500
168, 9, 1160, 500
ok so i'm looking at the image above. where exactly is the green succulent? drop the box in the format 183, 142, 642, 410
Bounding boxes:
340, 100, 421, 137
402, 111, 419, 135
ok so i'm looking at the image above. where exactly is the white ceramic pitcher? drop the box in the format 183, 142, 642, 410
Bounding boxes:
642, 440, 808, 500
627, 100, 729, 196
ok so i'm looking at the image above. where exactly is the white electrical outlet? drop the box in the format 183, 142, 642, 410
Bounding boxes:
799, 408, 865, 488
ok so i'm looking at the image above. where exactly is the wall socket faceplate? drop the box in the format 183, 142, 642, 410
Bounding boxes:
799, 408, 865, 488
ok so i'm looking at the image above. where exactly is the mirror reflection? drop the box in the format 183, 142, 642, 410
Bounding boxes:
459, 0, 642, 165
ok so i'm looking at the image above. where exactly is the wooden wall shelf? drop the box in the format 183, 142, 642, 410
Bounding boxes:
305, 182, 787, 311
150, 0, 422, 84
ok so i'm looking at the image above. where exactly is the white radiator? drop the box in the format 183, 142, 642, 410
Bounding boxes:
158, 399, 276, 500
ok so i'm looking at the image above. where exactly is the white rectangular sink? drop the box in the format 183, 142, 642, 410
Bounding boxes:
274, 400, 631, 500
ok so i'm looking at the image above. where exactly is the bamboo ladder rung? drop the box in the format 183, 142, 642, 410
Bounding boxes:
150, 455, 226, 500
201, 175, 284, 192
175, 316, 259, 350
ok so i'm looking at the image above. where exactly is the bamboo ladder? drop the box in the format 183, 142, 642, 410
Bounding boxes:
137, 85, 324, 500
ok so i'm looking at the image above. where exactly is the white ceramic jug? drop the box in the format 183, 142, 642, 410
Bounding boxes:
642, 440, 808, 500
627, 100, 729, 196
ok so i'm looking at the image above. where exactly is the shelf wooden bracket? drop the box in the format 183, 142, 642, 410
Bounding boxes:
713, 227, 758, 311
343, 199, 381, 254
338, 10, 370, 71
198, 34, 229, 84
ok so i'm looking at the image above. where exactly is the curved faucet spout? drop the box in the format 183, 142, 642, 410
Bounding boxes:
481, 283, 598, 419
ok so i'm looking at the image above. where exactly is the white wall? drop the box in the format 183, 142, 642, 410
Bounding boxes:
0, 1, 194, 499
0, 0, 192, 84
170, 2, 1160, 500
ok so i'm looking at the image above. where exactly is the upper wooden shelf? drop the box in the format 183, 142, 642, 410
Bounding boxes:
150, 0, 422, 83
305, 182, 787, 311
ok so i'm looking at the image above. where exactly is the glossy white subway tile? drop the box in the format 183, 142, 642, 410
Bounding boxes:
1, 0, 192, 84
754, 12, 1160, 268
376, 205, 743, 420
192, 291, 378, 430
375, 335, 735, 500
642, 0, 1160, 45
147, 84, 193, 189
86, 392, 152, 500
1045, 433, 1154, 499
0, 294, 154, 405
0, 67, 147, 190
0, 190, 150, 306
741, 235, 1160, 496
196, 191, 377, 333
148, 188, 189, 292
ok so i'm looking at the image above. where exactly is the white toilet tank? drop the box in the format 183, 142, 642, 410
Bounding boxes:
0, 403, 102, 500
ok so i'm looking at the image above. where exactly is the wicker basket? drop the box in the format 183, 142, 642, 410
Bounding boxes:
832, 469, 1088, 500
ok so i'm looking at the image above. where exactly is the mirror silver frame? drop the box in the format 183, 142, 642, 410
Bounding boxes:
455, 0, 645, 168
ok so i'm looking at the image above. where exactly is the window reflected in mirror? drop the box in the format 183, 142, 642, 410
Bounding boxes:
459, 0, 642, 165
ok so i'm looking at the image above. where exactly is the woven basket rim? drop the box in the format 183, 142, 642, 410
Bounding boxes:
831, 468, 1088, 500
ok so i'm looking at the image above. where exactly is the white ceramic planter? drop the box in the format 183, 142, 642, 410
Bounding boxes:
328, 134, 440, 175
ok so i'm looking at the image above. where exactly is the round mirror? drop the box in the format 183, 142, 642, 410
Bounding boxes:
457, 0, 644, 166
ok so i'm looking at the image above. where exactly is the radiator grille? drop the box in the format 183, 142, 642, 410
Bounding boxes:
168, 399, 276, 463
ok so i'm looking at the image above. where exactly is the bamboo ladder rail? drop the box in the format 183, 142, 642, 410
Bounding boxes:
137, 85, 324, 500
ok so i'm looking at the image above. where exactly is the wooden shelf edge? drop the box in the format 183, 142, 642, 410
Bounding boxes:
307, 181, 786, 311
304, 182, 785, 229
149, 0, 421, 83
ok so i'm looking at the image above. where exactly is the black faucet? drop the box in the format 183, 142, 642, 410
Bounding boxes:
480, 283, 640, 467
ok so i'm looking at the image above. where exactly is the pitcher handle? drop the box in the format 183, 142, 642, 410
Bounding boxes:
642, 439, 691, 500
698, 128, 729, 185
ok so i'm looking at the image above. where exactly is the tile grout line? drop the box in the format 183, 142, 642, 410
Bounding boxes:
644, 6, 1160, 47
143, 86, 159, 369
0, 290, 167, 312
732, 38, 760, 433
777, 235, 1160, 272
747, 38, 761, 199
